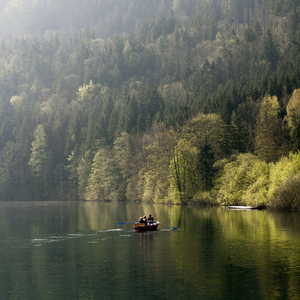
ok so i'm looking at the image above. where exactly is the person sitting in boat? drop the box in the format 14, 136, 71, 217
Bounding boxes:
148, 214, 154, 223
139, 216, 147, 224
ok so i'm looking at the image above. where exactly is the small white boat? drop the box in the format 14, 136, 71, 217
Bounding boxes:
227, 205, 266, 210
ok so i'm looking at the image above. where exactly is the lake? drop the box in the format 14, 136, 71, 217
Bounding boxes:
0, 201, 299, 299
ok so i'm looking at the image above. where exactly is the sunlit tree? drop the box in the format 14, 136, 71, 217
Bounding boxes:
286, 89, 300, 150
255, 95, 287, 162
28, 124, 50, 198
137, 126, 177, 203
85, 147, 121, 201
169, 138, 199, 203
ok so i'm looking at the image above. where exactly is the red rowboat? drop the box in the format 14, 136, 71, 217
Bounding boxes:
134, 221, 159, 232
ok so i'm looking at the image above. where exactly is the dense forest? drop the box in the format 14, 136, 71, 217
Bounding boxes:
0, 0, 300, 209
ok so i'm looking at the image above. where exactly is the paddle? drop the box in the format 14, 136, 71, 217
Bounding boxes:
161, 224, 180, 230
117, 222, 133, 225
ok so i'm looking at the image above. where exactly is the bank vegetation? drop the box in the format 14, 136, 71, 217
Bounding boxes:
0, 0, 300, 209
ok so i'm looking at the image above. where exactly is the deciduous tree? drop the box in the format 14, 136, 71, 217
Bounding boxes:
85, 147, 120, 201
255, 95, 287, 162
286, 89, 300, 150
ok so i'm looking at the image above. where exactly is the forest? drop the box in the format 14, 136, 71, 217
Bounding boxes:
0, 0, 300, 209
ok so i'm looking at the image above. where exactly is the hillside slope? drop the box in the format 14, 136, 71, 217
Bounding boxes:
0, 0, 299, 208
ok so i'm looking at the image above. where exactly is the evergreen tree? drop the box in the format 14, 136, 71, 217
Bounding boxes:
262, 29, 280, 70
0, 141, 16, 200
197, 142, 215, 191
28, 124, 50, 198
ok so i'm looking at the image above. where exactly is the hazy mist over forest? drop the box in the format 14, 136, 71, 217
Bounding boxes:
0, 0, 169, 38
0, 0, 300, 209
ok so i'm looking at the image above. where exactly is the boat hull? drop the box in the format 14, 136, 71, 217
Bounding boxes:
134, 222, 159, 232
228, 205, 266, 210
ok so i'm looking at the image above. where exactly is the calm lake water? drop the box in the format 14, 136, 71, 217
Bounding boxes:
0, 201, 299, 300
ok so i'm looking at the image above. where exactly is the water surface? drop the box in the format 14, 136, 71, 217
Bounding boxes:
0, 201, 299, 299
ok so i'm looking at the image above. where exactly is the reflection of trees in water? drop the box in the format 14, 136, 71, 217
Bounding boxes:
168, 206, 300, 299
0, 202, 299, 298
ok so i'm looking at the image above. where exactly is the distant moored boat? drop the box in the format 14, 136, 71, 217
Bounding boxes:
227, 205, 266, 210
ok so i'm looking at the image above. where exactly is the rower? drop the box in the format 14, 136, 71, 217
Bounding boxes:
148, 214, 154, 223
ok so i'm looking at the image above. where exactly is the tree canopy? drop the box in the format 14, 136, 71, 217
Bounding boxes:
0, 0, 300, 208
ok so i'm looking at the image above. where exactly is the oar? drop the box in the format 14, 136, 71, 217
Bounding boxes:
161, 224, 180, 230
118, 222, 133, 225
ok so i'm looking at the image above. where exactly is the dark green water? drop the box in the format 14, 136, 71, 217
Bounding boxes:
0, 201, 299, 299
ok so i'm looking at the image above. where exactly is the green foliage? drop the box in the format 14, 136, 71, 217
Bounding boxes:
218, 153, 268, 205
113, 132, 132, 183
285, 89, 300, 149
169, 138, 199, 204
0, 141, 16, 200
218, 151, 300, 209
255, 95, 288, 162
85, 147, 121, 201
242, 160, 269, 205
29, 125, 48, 175
265, 152, 300, 209
0, 1, 300, 207
262, 30, 280, 70
268, 173, 300, 210
182, 114, 225, 157
28, 124, 51, 198
268, 152, 300, 207
181, 113, 224, 194
136, 126, 178, 203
